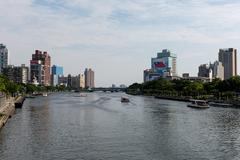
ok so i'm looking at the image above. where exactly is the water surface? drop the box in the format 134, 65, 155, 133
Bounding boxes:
0, 92, 240, 160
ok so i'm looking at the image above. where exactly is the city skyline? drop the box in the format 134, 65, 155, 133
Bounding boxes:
2, 1, 240, 86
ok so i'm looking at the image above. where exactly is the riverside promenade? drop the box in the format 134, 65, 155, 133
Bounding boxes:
0, 96, 15, 129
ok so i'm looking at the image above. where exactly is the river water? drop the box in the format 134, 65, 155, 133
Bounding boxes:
1, 92, 240, 160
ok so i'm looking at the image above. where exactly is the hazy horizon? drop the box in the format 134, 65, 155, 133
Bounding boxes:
1, 0, 240, 87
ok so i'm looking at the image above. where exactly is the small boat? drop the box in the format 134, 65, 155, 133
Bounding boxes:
42, 93, 48, 97
187, 100, 209, 109
121, 97, 130, 103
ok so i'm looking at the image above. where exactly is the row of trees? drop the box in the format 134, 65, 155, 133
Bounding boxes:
128, 76, 240, 100
0, 75, 68, 97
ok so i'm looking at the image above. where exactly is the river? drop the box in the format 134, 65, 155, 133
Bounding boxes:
0, 92, 240, 160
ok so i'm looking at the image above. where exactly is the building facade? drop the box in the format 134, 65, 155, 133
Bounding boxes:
52, 65, 63, 75
181, 76, 211, 83
67, 74, 72, 88
198, 64, 212, 78
84, 68, 95, 89
0, 44, 8, 73
58, 75, 68, 86
79, 74, 85, 89
219, 48, 237, 80
30, 50, 51, 86
71, 76, 79, 89
60, 74, 85, 89
51, 65, 63, 86
144, 69, 160, 82
2, 64, 29, 84
210, 61, 224, 80
198, 61, 224, 81
144, 49, 177, 82
182, 73, 190, 78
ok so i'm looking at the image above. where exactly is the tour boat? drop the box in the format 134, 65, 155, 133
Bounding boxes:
42, 93, 48, 97
187, 100, 209, 109
121, 97, 130, 103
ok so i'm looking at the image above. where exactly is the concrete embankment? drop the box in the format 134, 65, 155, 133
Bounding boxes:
0, 97, 15, 129
15, 96, 25, 108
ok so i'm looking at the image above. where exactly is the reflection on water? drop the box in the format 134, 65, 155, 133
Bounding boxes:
1, 92, 240, 160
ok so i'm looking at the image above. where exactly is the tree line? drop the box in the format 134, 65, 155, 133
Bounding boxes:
127, 76, 240, 100
0, 74, 68, 97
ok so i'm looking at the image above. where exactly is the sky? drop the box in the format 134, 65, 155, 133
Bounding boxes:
1, 0, 240, 87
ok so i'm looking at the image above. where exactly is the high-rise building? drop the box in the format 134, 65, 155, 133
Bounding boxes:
218, 48, 237, 80
52, 65, 63, 75
198, 64, 212, 78
0, 44, 8, 73
79, 74, 85, 89
210, 61, 224, 80
152, 49, 177, 77
84, 68, 95, 89
144, 49, 177, 82
51, 65, 63, 86
71, 75, 79, 89
2, 64, 29, 84
30, 50, 51, 86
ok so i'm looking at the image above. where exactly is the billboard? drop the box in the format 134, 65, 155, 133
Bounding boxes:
151, 57, 172, 76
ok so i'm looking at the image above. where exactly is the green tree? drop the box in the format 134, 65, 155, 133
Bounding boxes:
184, 81, 204, 97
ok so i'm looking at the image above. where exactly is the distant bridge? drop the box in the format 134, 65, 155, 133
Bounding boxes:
92, 87, 127, 92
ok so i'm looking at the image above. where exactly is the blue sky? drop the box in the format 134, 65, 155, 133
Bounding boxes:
1, 0, 240, 87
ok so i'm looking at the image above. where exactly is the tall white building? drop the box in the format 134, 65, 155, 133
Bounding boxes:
210, 61, 224, 80
0, 44, 8, 73
79, 74, 85, 89
84, 68, 95, 89
144, 49, 177, 82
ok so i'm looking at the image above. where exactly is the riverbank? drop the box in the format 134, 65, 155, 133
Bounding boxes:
0, 96, 26, 130
0, 97, 15, 129
127, 91, 240, 108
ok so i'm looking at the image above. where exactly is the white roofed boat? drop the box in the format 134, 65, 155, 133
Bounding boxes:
187, 100, 209, 109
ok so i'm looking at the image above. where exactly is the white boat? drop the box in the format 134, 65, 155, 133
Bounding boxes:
121, 97, 130, 103
42, 93, 48, 97
187, 100, 209, 109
